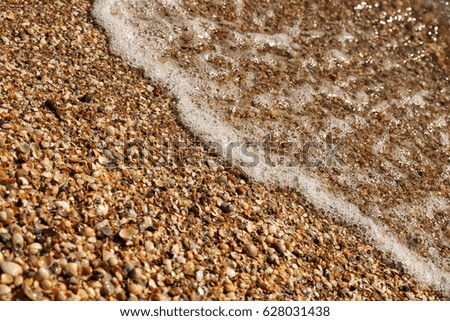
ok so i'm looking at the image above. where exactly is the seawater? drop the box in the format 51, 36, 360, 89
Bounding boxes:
93, 0, 450, 293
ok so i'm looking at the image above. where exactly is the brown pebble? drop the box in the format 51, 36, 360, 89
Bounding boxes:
220, 203, 234, 213
169, 287, 181, 297
224, 283, 236, 293
79, 93, 94, 103
273, 240, 287, 254
127, 283, 142, 295
44, 99, 56, 110
0, 284, 11, 295
244, 243, 258, 257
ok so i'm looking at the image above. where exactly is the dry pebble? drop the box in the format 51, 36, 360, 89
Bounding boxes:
0, 284, 11, 295
273, 240, 287, 255
244, 243, 258, 258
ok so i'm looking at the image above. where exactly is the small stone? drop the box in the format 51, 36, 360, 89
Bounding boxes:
55, 201, 70, 211
196, 270, 204, 282
108, 256, 118, 267
0, 261, 22, 277
220, 203, 234, 213
96, 204, 109, 215
405, 292, 415, 300
273, 240, 287, 255
0, 284, 11, 295
41, 279, 53, 291
37, 267, 50, 280
206, 160, 217, 168
243, 243, 258, 257
0, 170, 9, 181
128, 283, 142, 295
28, 243, 43, 255
84, 227, 95, 237
79, 93, 94, 103
0, 273, 13, 284
268, 224, 277, 234
226, 268, 236, 278
168, 287, 181, 297
66, 263, 78, 277
219, 175, 228, 184
224, 283, 236, 293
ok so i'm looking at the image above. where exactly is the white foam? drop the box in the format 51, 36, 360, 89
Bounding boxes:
93, 0, 450, 295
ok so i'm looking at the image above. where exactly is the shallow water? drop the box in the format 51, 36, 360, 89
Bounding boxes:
93, 0, 450, 293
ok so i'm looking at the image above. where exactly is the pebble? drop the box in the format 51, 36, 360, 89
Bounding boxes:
55, 201, 70, 211
196, 270, 204, 282
224, 283, 236, 293
79, 93, 94, 103
243, 243, 258, 257
220, 203, 234, 213
66, 262, 79, 277
273, 240, 287, 255
37, 267, 50, 280
128, 283, 142, 295
1, 274, 13, 284
105, 126, 116, 136
268, 224, 277, 234
0, 261, 23, 277
0, 284, 11, 295
226, 268, 236, 278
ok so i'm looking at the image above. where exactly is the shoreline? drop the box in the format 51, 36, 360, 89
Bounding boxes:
0, 0, 446, 300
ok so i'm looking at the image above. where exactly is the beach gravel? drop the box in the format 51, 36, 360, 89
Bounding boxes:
0, 0, 446, 300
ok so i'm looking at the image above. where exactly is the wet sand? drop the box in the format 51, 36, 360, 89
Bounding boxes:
0, 0, 447, 300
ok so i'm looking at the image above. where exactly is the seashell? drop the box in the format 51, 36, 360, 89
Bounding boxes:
18, 143, 30, 154
12, 232, 24, 249
55, 201, 70, 211
119, 227, 135, 241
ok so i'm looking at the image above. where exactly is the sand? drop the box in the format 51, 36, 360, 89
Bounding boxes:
0, 0, 446, 300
